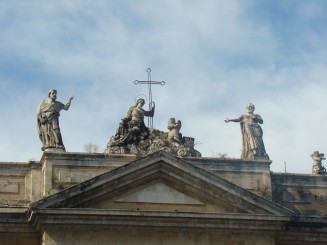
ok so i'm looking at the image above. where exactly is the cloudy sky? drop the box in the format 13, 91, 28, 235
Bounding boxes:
1, 0, 327, 174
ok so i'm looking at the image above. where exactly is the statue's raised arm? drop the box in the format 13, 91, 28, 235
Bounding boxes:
224, 116, 243, 123
64, 95, 74, 110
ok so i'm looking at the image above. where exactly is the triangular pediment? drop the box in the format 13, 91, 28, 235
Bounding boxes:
115, 182, 204, 204
88, 180, 244, 213
31, 151, 293, 216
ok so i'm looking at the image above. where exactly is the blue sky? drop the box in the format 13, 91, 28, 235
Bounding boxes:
1, 0, 327, 173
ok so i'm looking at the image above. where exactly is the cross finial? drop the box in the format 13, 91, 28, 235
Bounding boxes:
134, 68, 165, 128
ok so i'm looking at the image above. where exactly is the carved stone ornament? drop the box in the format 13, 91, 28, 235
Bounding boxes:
37, 89, 73, 152
311, 151, 327, 175
225, 103, 269, 160
104, 113, 201, 158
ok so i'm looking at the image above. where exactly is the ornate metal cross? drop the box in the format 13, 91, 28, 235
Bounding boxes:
134, 68, 165, 128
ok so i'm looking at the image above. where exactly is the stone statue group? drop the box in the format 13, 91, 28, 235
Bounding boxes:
37, 89, 326, 174
105, 98, 200, 157
36, 89, 268, 160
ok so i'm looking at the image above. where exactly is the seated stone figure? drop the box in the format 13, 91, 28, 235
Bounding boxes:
113, 98, 155, 146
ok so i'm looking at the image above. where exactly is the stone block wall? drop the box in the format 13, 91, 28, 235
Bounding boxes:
0, 152, 136, 205
43, 230, 275, 245
272, 173, 327, 215
41, 151, 136, 196
2, 152, 327, 216
0, 161, 41, 206
186, 157, 273, 199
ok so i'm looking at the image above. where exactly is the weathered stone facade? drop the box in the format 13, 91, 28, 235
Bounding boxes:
1, 151, 327, 244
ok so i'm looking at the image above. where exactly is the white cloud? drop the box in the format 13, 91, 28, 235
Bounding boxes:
0, 1, 327, 174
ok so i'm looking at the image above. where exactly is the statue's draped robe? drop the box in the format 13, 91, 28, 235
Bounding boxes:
239, 114, 266, 159
37, 99, 65, 150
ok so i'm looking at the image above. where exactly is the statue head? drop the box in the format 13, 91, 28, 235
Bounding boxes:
312, 151, 324, 158
135, 98, 145, 107
168, 118, 176, 123
246, 103, 255, 113
48, 89, 57, 101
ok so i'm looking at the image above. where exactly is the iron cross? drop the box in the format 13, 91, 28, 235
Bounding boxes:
134, 68, 165, 128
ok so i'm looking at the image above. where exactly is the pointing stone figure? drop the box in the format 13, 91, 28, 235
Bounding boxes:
37, 89, 73, 151
225, 103, 268, 160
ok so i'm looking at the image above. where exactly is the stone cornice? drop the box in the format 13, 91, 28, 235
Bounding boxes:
0, 208, 37, 235
29, 208, 291, 232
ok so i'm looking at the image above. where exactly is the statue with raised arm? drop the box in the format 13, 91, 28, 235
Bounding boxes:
113, 98, 155, 146
37, 89, 73, 151
225, 103, 268, 160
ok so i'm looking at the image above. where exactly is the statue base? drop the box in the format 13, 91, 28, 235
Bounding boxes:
43, 148, 66, 153
253, 155, 269, 161
104, 128, 201, 158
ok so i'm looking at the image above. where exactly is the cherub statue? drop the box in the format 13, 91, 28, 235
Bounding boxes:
311, 151, 327, 175
167, 118, 182, 144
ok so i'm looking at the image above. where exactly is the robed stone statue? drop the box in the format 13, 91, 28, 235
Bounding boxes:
225, 103, 268, 160
37, 89, 73, 151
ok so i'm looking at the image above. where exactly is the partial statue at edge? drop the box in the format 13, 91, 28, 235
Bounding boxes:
225, 103, 269, 160
112, 98, 155, 146
311, 151, 326, 175
37, 89, 73, 152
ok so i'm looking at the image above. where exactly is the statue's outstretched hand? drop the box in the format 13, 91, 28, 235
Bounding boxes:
224, 118, 230, 123
68, 95, 74, 101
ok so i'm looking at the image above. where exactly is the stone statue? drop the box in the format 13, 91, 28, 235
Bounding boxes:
105, 101, 201, 158
112, 98, 155, 146
37, 89, 73, 151
311, 151, 326, 175
167, 118, 182, 144
225, 103, 268, 160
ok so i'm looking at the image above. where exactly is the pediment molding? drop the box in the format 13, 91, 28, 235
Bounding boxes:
30, 151, 293, 216
28, 208, 291, 233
